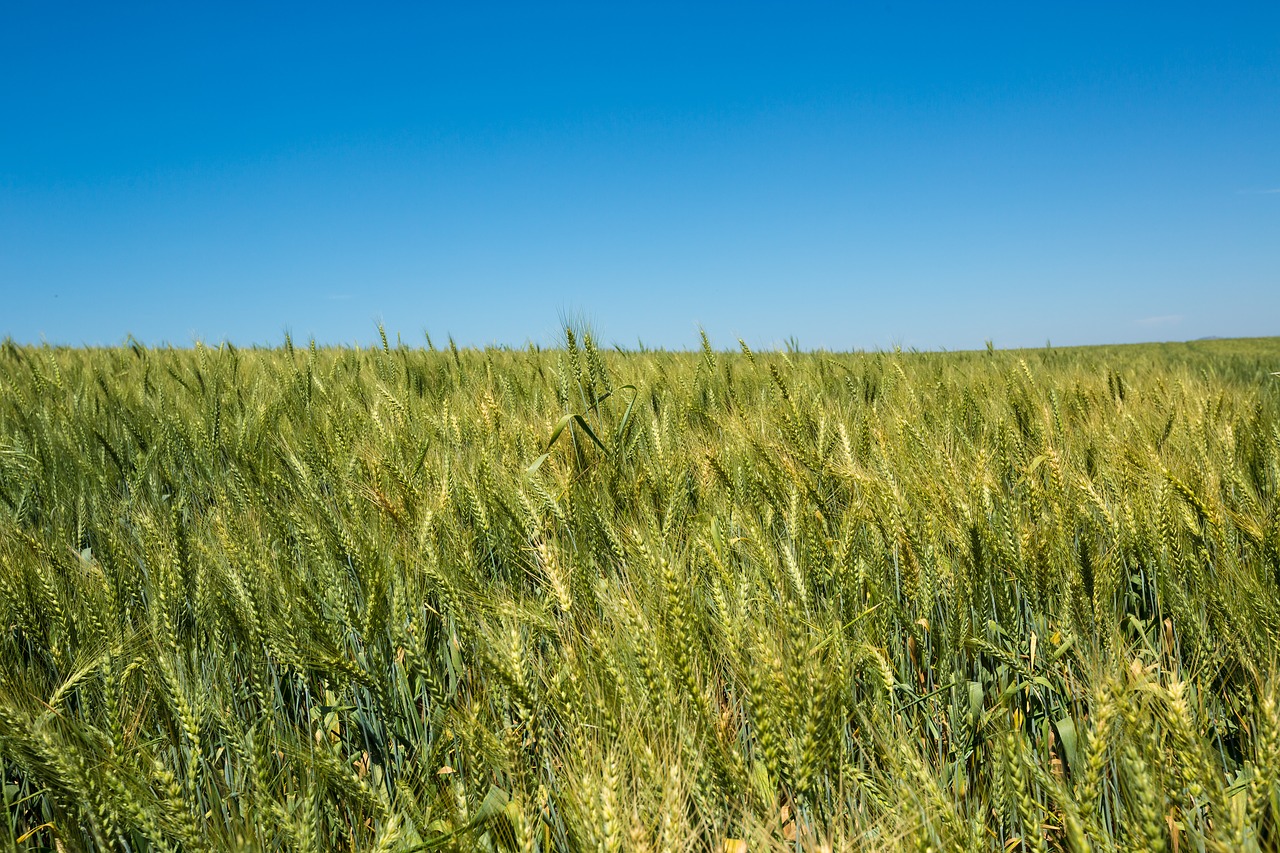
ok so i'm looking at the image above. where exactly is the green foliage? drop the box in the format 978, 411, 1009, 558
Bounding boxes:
1, 334, 1279, 850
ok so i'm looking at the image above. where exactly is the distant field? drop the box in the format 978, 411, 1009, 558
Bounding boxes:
1, 333, 1278, 851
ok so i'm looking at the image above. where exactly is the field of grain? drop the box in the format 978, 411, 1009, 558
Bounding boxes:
1, 332, 1278, 851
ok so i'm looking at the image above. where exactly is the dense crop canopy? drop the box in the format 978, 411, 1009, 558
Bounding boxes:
0, 333, 1278, 850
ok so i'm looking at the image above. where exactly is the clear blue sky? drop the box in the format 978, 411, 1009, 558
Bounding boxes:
2, 2, 1277, 350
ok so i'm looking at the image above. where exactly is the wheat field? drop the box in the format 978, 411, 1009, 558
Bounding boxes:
0, 331, 1278, 851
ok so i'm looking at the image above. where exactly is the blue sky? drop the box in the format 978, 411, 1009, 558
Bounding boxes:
2, 2, 1277, 350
